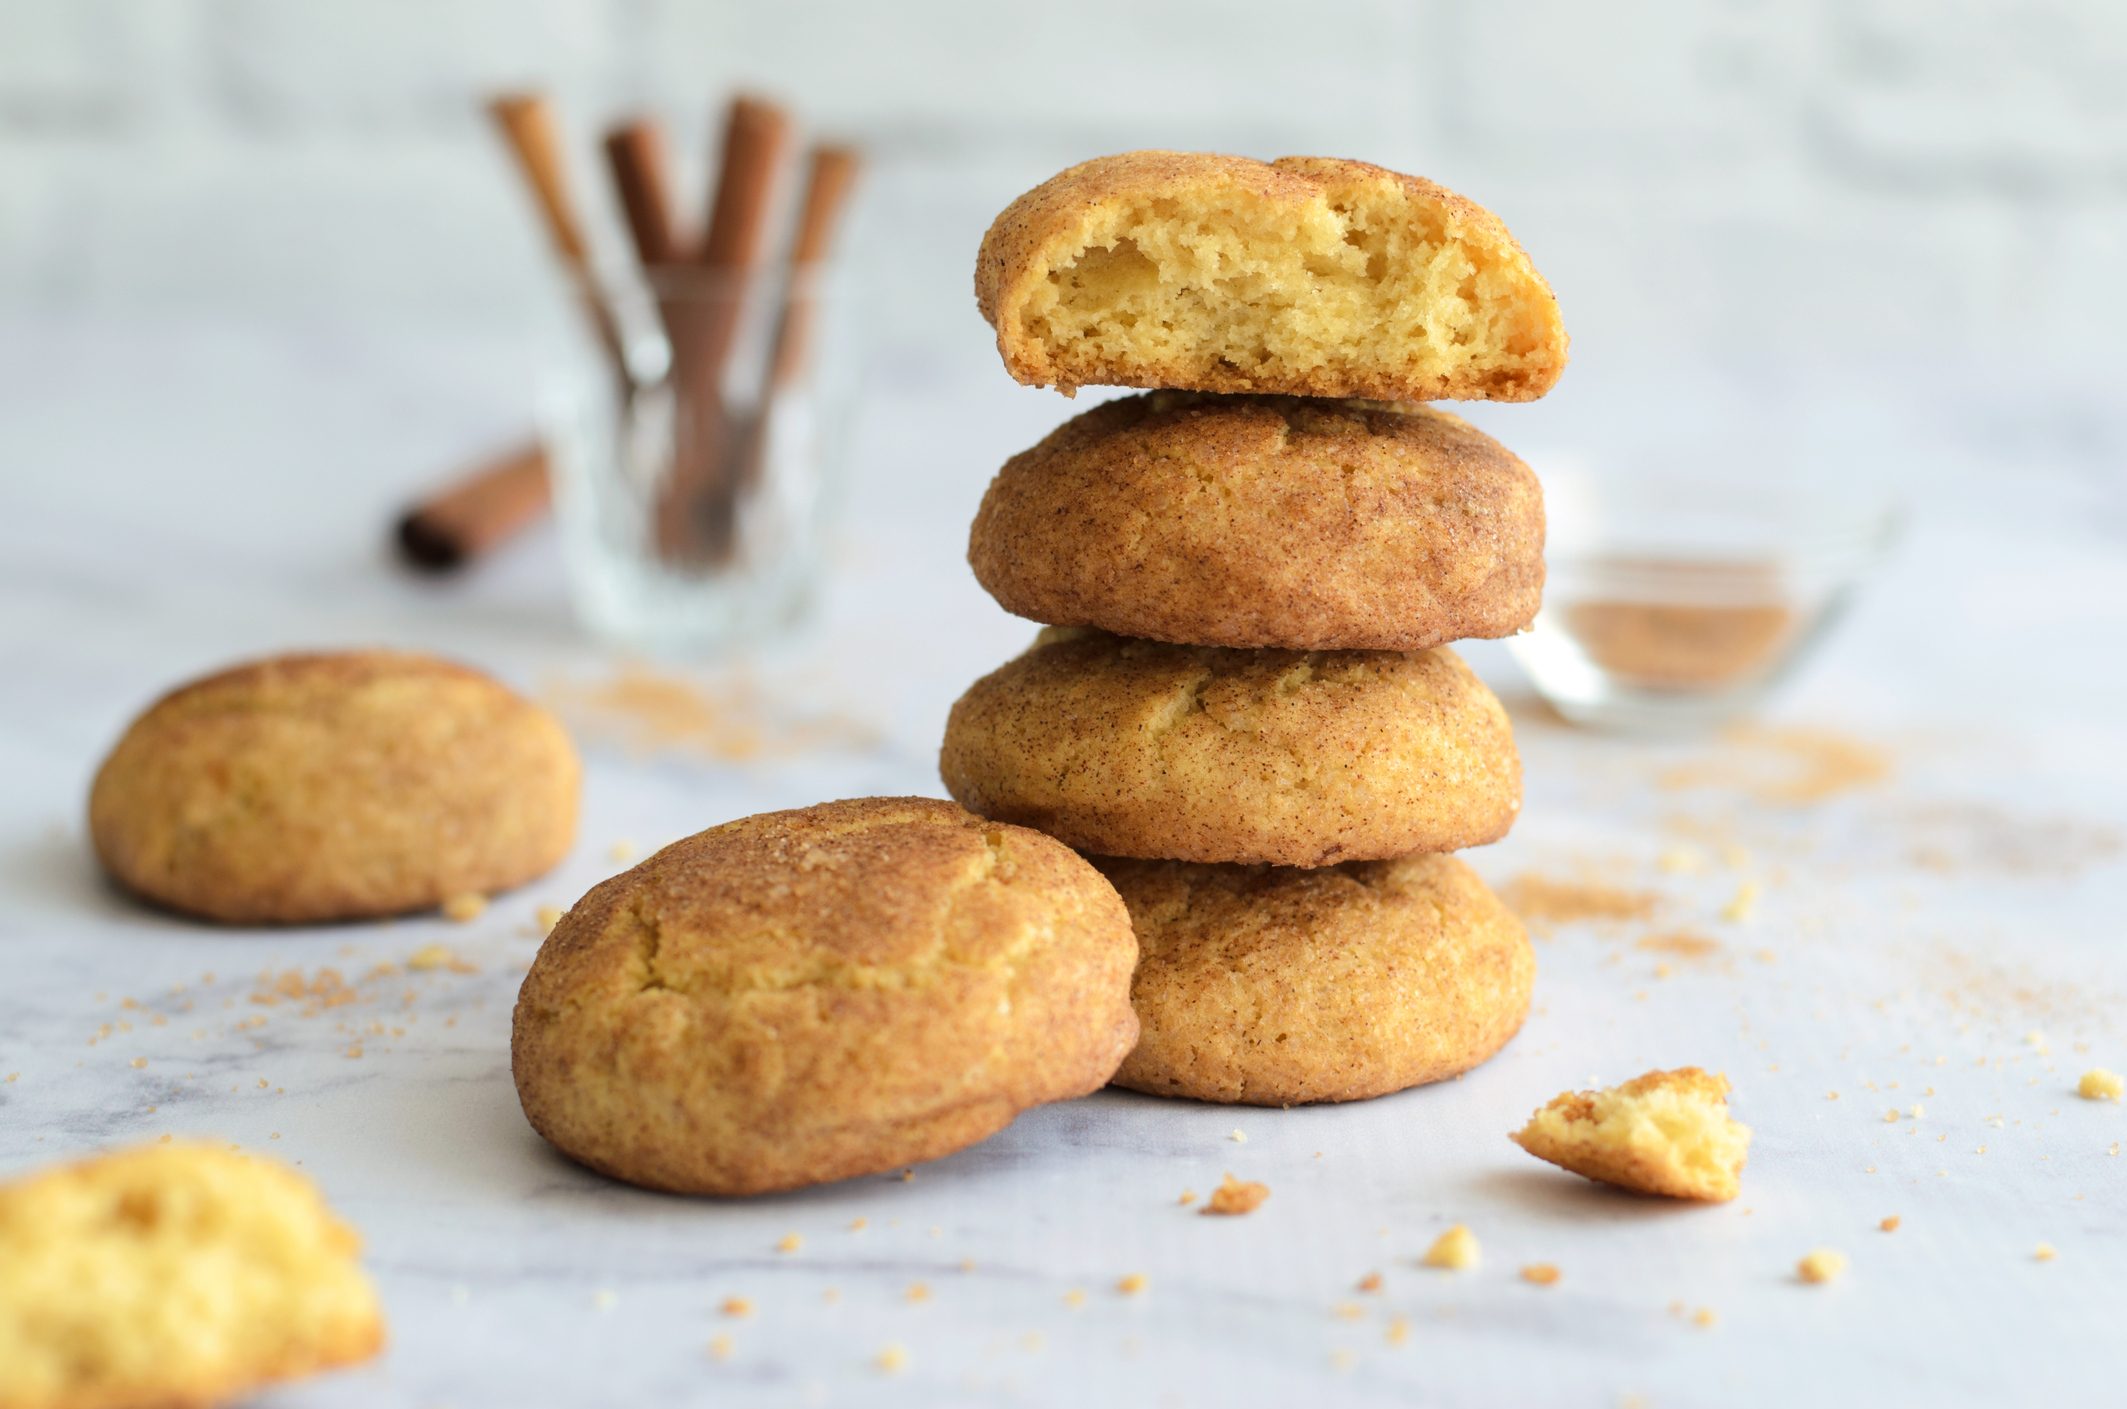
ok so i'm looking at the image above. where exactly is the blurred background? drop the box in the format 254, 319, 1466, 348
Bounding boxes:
5, 0, 2121, 406
3, 0, 2122, 733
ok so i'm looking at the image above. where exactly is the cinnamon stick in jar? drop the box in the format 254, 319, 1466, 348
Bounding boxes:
726, 144, 862, 502
653, 94, 793, 564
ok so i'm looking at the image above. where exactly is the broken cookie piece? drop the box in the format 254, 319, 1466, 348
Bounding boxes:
1510, 1067, 1751, 1202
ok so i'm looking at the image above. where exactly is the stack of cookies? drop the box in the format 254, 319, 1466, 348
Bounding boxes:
942, 151, 1569, 1105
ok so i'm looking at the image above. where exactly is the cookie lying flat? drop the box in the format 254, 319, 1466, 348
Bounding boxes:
1102, 855, 1534, 1105
940, 631, 1520, 866
970, 393, 1545, 651
513, 797, 1138, 1195
0, 1143, 383, 1409
89, 650, 579, 924
976, 151, 1567, 401
1511, 1068, 1751, 1202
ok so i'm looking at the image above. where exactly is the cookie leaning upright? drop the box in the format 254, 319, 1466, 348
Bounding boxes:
976, 151, 1567, 401
89, 650, 579, 924
512, 797, 1137, 1195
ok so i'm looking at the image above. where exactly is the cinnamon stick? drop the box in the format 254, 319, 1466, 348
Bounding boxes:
725, 144, 861, 504
602, 118, 682, 268
653, 94, 793, 562
488, 93, 631, 384
395, 441, 550, 572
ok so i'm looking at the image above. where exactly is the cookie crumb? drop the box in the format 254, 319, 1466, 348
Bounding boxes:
1201, 1172, 1269, 1216
721, 1297, 753, 1318
1880, 1215, 1901, 1233
875, 1343, 908, 1374
1520, 1263, 1561, 1286
1063, 1288, 1087, 1308
848, 1217, 867, 1231
1422, 1224, 1480, 1271
1356, 1271, 1384, 1294
608, 840, 638, 862
1796, 1249, 1847, 1284
406, 943, 465, 971
536, 905, 564, 934
1720, 880, 1760, 923
1117, 1273, 1148, 1296
775, 1234, 802, 1254
592, 1288, 617, 1311
439, 893, 487, 924
1332, 1301, 1365, 1321
708, 1334, 733, 1362
905, 1282, 931, 1304
2078, 1068, 2123, 1102
1229, 1128, 1248, 1144
2034, 1243, 2057, 1262
128, 1057, 146, 1069
1692, 1307, 1717, 1328
1385, 1316, 1412, 1346
1177, 1189, 1198, 1206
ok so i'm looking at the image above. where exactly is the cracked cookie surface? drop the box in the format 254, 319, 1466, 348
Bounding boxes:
940, 631, 1520, 866
1100, 854, 1534, 1105
89, 650, 579, 924
969, 393, 1544, 651
511, 797, 1138, 1195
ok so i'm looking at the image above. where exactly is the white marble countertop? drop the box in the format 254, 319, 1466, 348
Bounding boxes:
3, 317, 2124, 1408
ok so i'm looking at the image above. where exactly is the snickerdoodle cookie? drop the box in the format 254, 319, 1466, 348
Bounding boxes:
1511, 1068, 1751, 1202
969, 393, 1544, 650
88, 651, 579, 924
940, 631, 1520, 866
976, 151, 1567, 401
1101, 854, 1534, 1105
512, 797, 1138, 1195
0, 1143, 384, 1409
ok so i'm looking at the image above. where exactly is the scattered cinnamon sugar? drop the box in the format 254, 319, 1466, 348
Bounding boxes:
1635, 931, 1722, 962
1498, 873, 1659, 932
1201, 1173, 1269, 1217
1520, 1263, 1561, 1287
543, 664, 876, 765
1659, 724, 1891, 805
1904, 803, 2121, 879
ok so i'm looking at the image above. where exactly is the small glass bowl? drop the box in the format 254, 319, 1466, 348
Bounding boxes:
1508, 461, 1901, 733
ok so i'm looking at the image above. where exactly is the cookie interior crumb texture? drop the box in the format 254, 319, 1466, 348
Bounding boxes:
0, 1143, 384, 1409
977, 151, 1567, 401
1511, 1067, 1752, 1202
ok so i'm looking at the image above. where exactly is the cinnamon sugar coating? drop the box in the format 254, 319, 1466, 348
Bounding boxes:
512, 798, 1138, 1195
1103, 854, 1534, 1105
969, 392, 1544, 650
940, 631, 1521, 867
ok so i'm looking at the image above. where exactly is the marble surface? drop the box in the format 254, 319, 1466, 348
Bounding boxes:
3, 318, 2125, 1408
